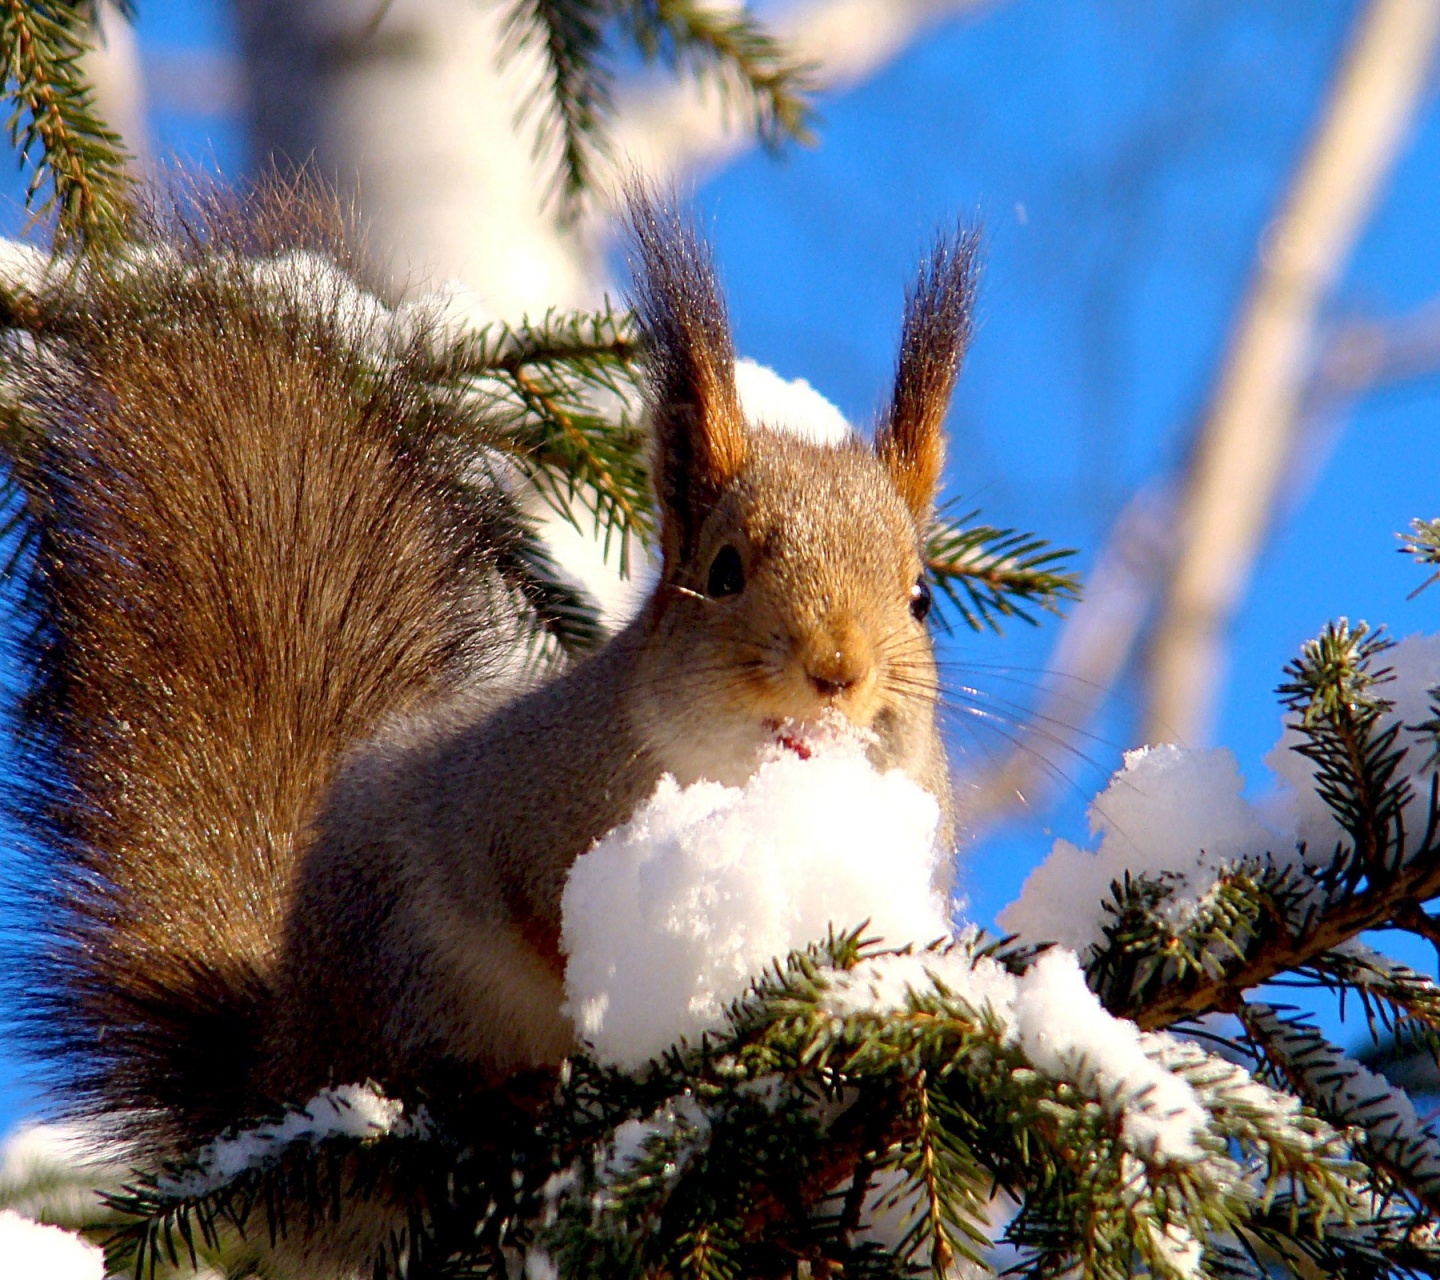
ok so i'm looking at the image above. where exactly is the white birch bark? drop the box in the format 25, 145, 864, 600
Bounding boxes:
80, 1, 151, 169
230, 0, 1001, 317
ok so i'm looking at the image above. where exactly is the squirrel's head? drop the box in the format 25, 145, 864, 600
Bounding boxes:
626, 194, 975, 824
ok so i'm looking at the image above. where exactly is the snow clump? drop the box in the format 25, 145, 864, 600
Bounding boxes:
1011, 950, 1208, 1162
1000, 744, 1286, 958
824, 943, 1209, 1164
0, 1209, 103, 1280
1002, 631, 1440, 962
734, 357, 855, 445
561, 730, 946, 1069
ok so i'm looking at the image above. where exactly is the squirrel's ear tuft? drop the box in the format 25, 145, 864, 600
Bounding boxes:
876, 226, 980, 523
626, 188, 747, 566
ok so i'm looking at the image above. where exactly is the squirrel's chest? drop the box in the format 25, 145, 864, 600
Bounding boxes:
638, 710, 775, 791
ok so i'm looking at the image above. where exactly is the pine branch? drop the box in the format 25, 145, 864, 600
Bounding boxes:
1304, 943, 1440, 1050
925, 509, 1080, 634
616, 0, 816, 153
1099, 622, 1440, 1032
1402, 517, 1440, 598
417, 305, 653, 572
1122, 830, 1440, 1032
502, 0, 612, 218
1087, 860, 1308, 1015
884, 1072, 991, 1272
1231, 1191, 1440, 1280
1242, 1002, 1440, 1215
499, 0, 814, 218
94, 935, 1360, 1278
491, 516, 609, 655
0, 0, 131, 246
1277, 619, 1408, 880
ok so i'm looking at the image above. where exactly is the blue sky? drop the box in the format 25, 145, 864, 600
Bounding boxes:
1, 0, 1438, 1134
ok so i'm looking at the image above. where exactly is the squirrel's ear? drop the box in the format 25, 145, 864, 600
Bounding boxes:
627, 191, 747, 566
876, 227, 980, 523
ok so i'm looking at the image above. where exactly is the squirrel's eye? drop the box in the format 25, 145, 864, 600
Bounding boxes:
910, 575, 932, 622
707, 545, 745, 598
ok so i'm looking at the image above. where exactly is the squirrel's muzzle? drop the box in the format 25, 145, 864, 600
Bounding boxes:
796, 618, 875, 706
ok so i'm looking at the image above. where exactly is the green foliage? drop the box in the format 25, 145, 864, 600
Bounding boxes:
1089, 612, 1440, 1032
926, 508, 1081, 633
1402, 517, 1440, 598
417, 303, 653, 572
1278, 620, 1409, 875
502, 0, 814, 218
504, 0, 611, 216
617, 0, 816, 150
1243, 1003, 1440, 1212
0, 0, 131, 246
97, 932, 1363, 1280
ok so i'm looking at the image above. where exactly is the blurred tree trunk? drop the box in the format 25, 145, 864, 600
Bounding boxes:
80, 0, 151, 170
230, 0, 998, 317
232, 0, 595, 316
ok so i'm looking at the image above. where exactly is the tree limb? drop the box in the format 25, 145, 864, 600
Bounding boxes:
1133, 834, 1440, 1032
1144, 0, 1440, 748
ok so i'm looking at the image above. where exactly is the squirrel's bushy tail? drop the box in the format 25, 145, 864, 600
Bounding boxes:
2, 183, 535, 1150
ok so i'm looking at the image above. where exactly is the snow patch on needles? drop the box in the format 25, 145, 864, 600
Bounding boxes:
1012, 951, 1208, 1163
597, 1095, 712, 1210
0, 1209, 103, 1280
1000, 745, 1284, 957
823, 937, 1017, 1024
824, 945, 1209, 1165
561, 732, 945, 1069
160, 1082, 414, 1198
1147, 1220, 1204, 1278
1003, 634, 1440, 962
1246, 1003, 1440, 1188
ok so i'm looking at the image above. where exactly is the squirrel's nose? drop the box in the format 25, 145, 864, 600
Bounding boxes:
799, 620, 873, 698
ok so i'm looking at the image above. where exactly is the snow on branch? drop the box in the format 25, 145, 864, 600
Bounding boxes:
1243, 1003, 1440, 1212
93, 657, 1403, 1275
156, 1082, 417, 1202
1004, 628, 1440, 1036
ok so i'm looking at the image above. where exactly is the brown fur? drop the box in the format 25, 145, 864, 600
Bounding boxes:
8, 185, 976, 1276
626, 196, 748, 562
9, 179, 523, 1149
876, 227, 980, 523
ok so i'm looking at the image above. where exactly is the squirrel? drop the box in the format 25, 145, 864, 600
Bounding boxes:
2, 179, 976, 1274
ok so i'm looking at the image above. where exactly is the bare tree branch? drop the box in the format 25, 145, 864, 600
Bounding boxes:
1317, 297, 1440, 401
1143, 0, 1440, 747
960, 286, 1440, 832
